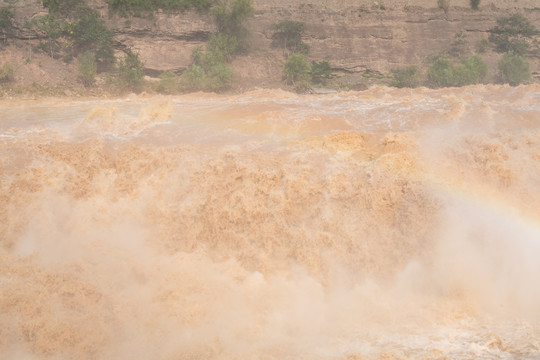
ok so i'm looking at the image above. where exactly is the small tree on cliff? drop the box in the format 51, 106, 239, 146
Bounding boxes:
110, 50, 145, 92
0, 6, 14, 44
42, 0, 87, 15
426, 55, 487, 88
283, 53, 311, 91
497, 51, 530, 86
182, 0, 253, 91
0, 63, 14, 82
25, 14, 67, 58
106, 0, 215, 16
310, 60, 332, 85
390, 66, 421, 88
71, 9, 115, 71
211, 0, 254, 47
77, 51, 97, 87
489, 13, 539, 55
272, 20, 309, 55
470, 0, 480, 10
182, 35, 235, 92
437, 0, 450, 14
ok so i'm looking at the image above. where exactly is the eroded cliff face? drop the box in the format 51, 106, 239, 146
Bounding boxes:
101, 0, 540, 84
3, 0, 540, 88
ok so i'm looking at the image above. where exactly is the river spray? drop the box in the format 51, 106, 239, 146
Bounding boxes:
1, 86, 540, 359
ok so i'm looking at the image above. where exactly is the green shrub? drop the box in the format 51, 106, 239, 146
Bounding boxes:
390, 65, 421, 88
294, 80, 312, 92
455, 55, 488, 84
272, 20, 309, 55
25, 7, 115, 67
191, 42, 225, 69
196, 46, 225, 69
476, 38, 490, 53
211, 0, 254, 40
71, 10, 115, 71
437, 0, 450, 13
183, 41, 234, 92
488, 14, 539, 55
448, 31, 469, 58
180, 0, 252, 92
205, 62, 233, 90
183, 64, 206, 90
0, 7, 13, 30
0, 63, 14, 82
26, 14, 68, 58
42, 0, 87, 15
182, 31, 240, 92
283, 53, 310, 85
106, 0, 215, 16
426, 55, 487, 87
182, 62, 232, 91
498, 51, 530, 85
185, 0, 215, 12
310, 60, 331, 85
155, 71, 179, 93
426, 56, 454, 87
111, 50, 145, 92
470, 0, 480, 10
0, 7, 14, 42
106, 0, 152, 16
207, 33, 239, 60
77, 51, 97, 86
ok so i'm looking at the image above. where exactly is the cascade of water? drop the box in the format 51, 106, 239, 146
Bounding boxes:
1, 86, 539, 359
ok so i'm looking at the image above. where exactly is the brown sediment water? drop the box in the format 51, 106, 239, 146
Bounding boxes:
1, 85, 540, 359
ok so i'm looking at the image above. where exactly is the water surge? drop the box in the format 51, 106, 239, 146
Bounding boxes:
1, 86, 540, 359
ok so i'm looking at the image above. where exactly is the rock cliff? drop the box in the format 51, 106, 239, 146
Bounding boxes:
2, 0, 540, 89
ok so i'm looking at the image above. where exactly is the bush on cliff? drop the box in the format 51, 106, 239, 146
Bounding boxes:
390, 65, 421, 88
489, 14, 539, 55
310, 60, 332, 85
283, 53, 310, 84
180, 0, 253, 92
0, 63, 14, 83
182, 62, 233, 92
182, 41, 234, 92
42, 0, 87, 15
497, 51, 530, 85
437, 0, 450, 14
211, 0, 254, 46
106, 0, 215, 16
427, 55, 487, 88
155, 71, 179, 93
110, 50, 145, 92
476, 38, 490, 53
272, 20, 309, 55
458, 55, 488, 83
71, 10, 115, 71
280, 55, 333, 91
207, 33, 239, 60
25, 8, 115, 69
25, 14, 67, 59
0, 6, 14, 43
77, 51, 97, 87
448, 31, 470, 58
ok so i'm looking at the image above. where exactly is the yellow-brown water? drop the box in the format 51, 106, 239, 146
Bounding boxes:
1, 86, 540, 359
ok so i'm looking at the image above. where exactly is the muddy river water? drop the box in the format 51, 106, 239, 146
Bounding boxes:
1, 86, 540, 359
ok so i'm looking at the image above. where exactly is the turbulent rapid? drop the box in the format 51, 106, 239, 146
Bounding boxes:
1, 85, 540, 359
